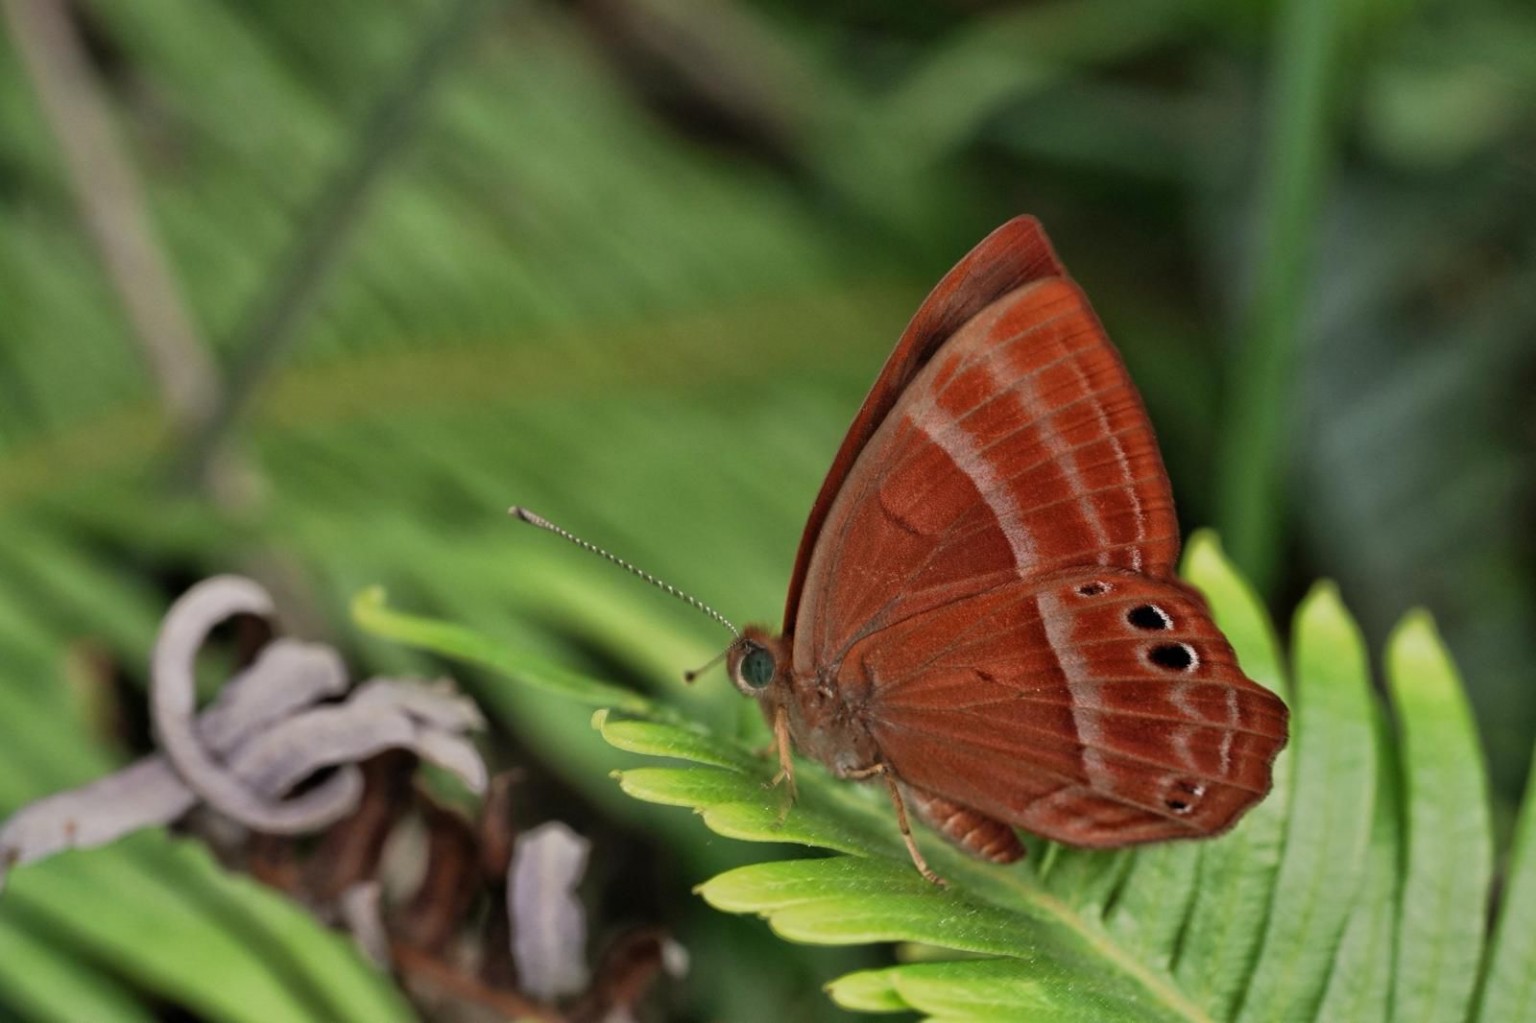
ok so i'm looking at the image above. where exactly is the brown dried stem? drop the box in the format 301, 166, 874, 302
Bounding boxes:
0, 0, 220, 435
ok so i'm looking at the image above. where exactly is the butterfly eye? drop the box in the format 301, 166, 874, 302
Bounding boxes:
739, 646, 776, 689
1148, 642, 1197, 672
1126, 604, 1172, 630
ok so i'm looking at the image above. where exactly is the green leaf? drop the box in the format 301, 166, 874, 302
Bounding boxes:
830, 958, 1171, 1023
357, 535, 1534, 1021
596, 712, 759, 771
1237, 583, 1376, 1022
3, 835, 403, 1023
1315, 702, 1399, 1023
1474, 743, 1536, 1022
1389, 612, 1493, 1023
351, 586, 651, 713
0, 913, 155, 1023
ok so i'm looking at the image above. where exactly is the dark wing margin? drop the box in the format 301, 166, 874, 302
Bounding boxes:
782, 217, 1066, 633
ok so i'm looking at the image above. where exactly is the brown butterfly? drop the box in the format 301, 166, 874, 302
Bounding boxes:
517, 217, 1288, 882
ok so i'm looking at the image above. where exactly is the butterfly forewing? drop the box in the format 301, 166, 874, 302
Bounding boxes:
791, 276, 1181, 674
848, 570, 1287, 845
783, 217, 1067, 633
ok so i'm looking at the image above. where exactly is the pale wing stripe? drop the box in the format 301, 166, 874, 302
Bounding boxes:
1017, 321, 1144, 571
960, 316, 1111, 576
1167, 678, 1202, 784
1036, 587, 1117, 795
910, 405, 1036, 567
1220, 687, 1239, 776
893, 307, 1099, 571
897, 388, 1154, 520
887, 405, 1152, 593
905, 340, 1154, 578
952, 478, 1171, 524
947, 307, 1137, 571
933, 329, 1135, 437
935, 302, 1083, 385
897, 299, 1093, 574
938, 288, 1111, 397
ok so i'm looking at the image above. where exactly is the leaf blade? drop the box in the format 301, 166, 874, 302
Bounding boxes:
1236, 583, 1378, 1022
1389, 611, 1493, 1023
1472, 742, 1536, 1023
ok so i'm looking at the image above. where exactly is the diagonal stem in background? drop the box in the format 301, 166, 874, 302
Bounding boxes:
1, 0, 220, 436
1213, 0, 1345, 594
174, 0, 499, 490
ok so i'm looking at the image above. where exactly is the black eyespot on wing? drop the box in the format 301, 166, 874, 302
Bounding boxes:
1076, 581, 1110, 597
1165, 779, 1203, 813
1127, 604, 1171, 630
1148, 643, 1195, 671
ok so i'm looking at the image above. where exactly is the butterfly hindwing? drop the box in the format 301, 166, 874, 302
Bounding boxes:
842, 569, 1287, 845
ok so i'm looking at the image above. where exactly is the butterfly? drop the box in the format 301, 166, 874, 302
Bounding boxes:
716, 217, 1288, 880
515, 216, 1288, 883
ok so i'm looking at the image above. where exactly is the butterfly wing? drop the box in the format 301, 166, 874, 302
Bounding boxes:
782, 216, 1068, 633
841, 569, 1288, 845
790, 266, 1180, 674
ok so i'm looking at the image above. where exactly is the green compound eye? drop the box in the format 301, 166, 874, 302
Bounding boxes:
740, 646, 775, 688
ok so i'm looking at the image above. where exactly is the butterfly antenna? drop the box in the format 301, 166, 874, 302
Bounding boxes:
682, 646, 731, 684
509, 507, 740, 639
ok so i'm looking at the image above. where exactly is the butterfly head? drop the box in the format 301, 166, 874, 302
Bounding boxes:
725, 627, 789, 699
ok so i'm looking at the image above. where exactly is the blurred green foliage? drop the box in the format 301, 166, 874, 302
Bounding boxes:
361, 534, 1536, 1023
0, 0, 1532, 1019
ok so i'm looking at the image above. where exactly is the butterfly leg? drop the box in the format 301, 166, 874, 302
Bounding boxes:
847, 763, 944, 886
765, 704, 797, 822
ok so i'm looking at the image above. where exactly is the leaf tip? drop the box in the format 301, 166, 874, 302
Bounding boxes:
1182, 529, 1228, 577
349, 586, 389, 630
1181, 528, 1258, 603
1294, 578, 1358, 637
1386, 607, 1460, 694
1388, 607, 1441, 652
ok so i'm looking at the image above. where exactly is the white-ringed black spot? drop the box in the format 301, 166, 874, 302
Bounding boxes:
1167, 779, 1203, 812
1148, 642, 1196, 672
1076, 581, 1110, 597
1127, 603, 1172, 630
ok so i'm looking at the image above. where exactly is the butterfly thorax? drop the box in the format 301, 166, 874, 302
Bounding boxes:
726, 626, 880, 778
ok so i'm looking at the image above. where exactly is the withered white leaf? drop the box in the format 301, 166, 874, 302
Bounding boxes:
510, 821, 592, 1002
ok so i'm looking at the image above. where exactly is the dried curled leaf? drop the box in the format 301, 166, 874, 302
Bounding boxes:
0, 575, 486, 890
511, 821, 593, 1002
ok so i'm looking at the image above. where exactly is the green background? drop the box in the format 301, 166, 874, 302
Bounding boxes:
0, 0, 1532, 1019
